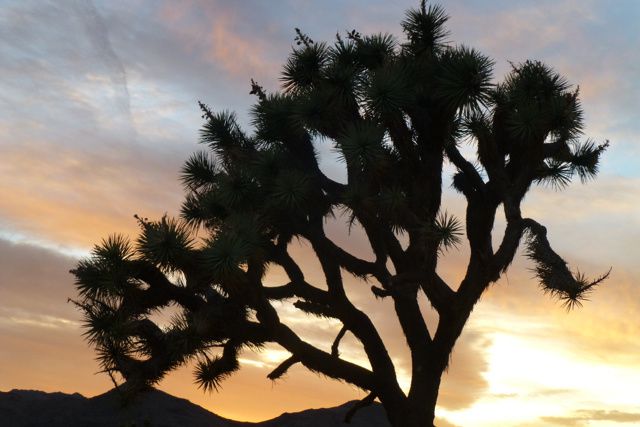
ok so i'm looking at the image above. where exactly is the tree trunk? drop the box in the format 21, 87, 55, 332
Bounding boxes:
382, 398, 438, 427
379, 372, 441, 427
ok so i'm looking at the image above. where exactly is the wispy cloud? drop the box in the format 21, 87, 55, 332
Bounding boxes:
0, 307, 80, 330
541, 409, 640, 425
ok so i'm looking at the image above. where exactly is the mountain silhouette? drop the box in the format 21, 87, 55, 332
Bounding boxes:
0, 388, 390, 427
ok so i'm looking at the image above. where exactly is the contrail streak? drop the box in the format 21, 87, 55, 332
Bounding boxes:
71, 0, 133, 133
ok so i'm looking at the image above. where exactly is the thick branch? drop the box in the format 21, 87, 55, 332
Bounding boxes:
274, 324, 375, 391
543, 139, 570, 158
444, 144, 486, 195
316, 235, 383, 280
331, 325, 348, 357
491, 219, 525, 279
263, 280, 329, 305
125, 260, 205, 312
305, 221, 405, 401
344, 392, 377, 423
419, 273, 456, 314
267, 355, 300, 380
386, 112, 419, 170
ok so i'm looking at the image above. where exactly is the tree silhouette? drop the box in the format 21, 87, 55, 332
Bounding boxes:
72, 2, 610, 426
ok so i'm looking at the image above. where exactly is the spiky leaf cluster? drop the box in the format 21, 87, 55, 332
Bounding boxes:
195, 343, 240, 392
430, 211, 463, 252
401, 1, 449, 55
525, 224, 610, 309
71, 217, 258, 392
456, 59, 608, 193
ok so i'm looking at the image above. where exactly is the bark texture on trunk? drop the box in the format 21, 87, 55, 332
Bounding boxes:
379, 366, 442, 427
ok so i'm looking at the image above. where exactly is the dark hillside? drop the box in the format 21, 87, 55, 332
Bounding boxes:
0, 388, 389, 427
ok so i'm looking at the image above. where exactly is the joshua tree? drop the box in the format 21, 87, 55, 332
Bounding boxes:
72, 2, 610, 426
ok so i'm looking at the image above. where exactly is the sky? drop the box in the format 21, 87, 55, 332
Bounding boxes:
0, 0, 639, 425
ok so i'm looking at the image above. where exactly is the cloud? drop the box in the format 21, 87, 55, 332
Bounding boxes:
0, 308, 80, 329
153, 0, 284, 88
539, 416, 585, 426
581, 410, 640, 423
434, 417, 462, 427
0, 136, 186, 249
0, 238, 112, 396
540, 409, 640, 425
0, 239, 78, 319
438, 331, 491, 410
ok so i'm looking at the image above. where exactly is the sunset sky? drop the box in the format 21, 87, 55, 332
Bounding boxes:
1, 1, 639, 426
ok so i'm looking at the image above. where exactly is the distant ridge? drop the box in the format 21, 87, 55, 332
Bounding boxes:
0, 388, 390, 427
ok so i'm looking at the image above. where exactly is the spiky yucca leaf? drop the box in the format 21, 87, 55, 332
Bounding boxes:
525, 224, 609, 309
505, 97, 548, 142
365, 65, 412, 115
73, 260, 110, 299
281, 42, 329, 93
435, 46, 494, 113
339, 183, 372, 216
202, 233, 251, 283
323, 66, 362, 109
461, 111, 491, 139
249, 146, 285, 181
377, 186, 407, 215
401, 1, 449, 55
336, 184, 375, 233
569, 139, 609, 182
95, 338, 134, 379
355, 33, 396, 70
251, 93, 304, 143
73, 235, 134, 299
93, 234, 134, 263
221, 213, 268, 262
180, 191, 226, 230
336, 121, 387, 171
200, 111, 246, 153
549, 140, 573, 162
377, 186, 408, 233
293, 87, 340, 134
329, 35, 359, 67
461, 111, 494, 165
547, 89, 584, 140
180, 193, 208, 228
505, 60, 571, 104
556, 269, 610, 310
431, 211, 463, 251
181, 151, 218, 191
76, 298, 131, 346
214, 172, 261, 212
269, 170, 313, 213
535, 159, 573, 190
195, 344, 240, 393
136, 216, 194, 271
502, 60, 579, 143
161, 314, 204, 359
